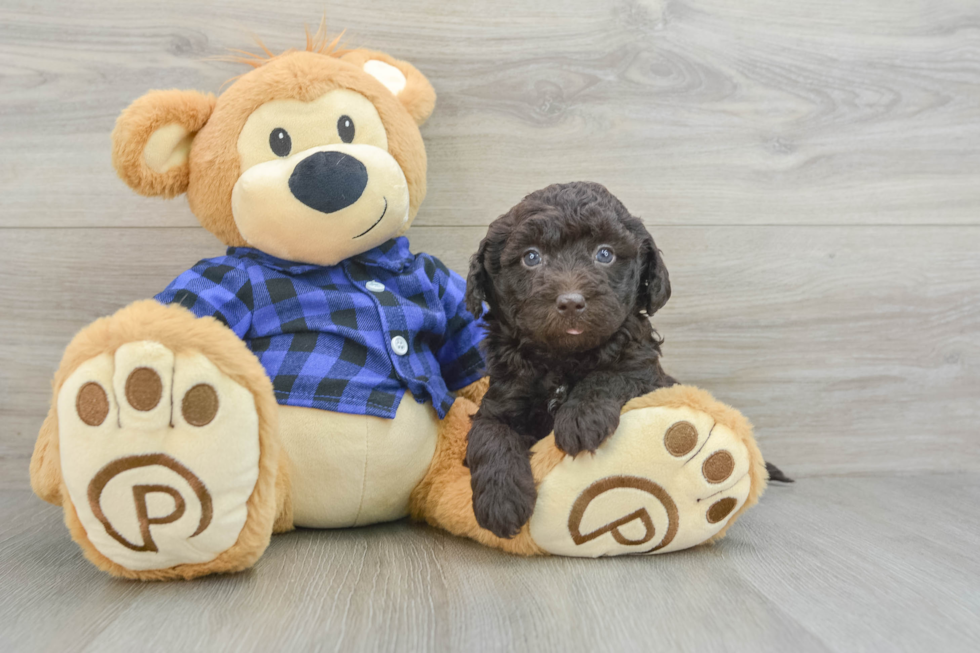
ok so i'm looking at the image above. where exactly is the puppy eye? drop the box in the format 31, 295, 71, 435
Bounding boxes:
522, 249, 542, 268
595, 247, 615, 264
338, 115, 355, 143
269, 128, 291, 157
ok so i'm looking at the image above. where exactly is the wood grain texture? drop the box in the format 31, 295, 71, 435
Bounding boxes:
0, 1, 977, 479
0, 0, 978, 228
2, 2, 979, 647
2, 224, 978, 488
1, 475, 977, 652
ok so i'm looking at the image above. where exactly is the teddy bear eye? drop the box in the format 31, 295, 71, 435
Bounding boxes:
337, 115, 355, 143
269, 128, 291, 157
522, 249, 542, 268
595, 246, 615, 264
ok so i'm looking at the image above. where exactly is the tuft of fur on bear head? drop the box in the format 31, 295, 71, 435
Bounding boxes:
110, 30, 436, 266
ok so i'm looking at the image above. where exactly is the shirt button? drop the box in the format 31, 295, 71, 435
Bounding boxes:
366, 280, 385, 292
391, 336, 409, 356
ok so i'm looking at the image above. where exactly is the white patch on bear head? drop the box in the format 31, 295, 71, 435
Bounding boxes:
363, 60, 407, 96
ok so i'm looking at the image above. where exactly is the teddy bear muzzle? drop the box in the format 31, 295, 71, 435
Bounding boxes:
230, 143, 411, 266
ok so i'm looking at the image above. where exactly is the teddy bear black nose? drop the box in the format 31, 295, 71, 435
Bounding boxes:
288, 151, 368, 214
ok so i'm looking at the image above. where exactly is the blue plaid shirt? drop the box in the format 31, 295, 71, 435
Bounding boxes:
155, 238, 485, 419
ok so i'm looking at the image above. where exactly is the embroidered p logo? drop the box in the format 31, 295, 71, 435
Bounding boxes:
87, 454, 213, 553
567, 475, 679, 554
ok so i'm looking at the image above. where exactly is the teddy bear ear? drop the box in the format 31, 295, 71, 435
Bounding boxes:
111, 89, 215, 198
341, 49, 436, 126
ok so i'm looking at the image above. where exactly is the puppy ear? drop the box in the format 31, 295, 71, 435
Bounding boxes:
465, 236, 493, 319
341, 49, 436, 126
639, 238, 671, 316
111, 89, 215, 198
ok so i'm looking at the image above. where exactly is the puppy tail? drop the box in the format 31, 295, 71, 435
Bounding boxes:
765, 461, 794, 483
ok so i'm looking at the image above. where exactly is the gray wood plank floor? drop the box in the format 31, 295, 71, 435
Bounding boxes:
2, 225, 979, 486
2, 0, 979, 650
1, 475, 978, 653
2, 0, 979, 481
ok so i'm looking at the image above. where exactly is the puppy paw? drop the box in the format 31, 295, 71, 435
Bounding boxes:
554, 400, 620, 456
471, 462, 537, 539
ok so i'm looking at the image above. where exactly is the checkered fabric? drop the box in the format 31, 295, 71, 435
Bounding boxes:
155, 237, 486, 419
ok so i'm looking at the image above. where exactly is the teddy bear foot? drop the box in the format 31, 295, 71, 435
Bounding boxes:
57, 339, 267, 578
528, 385, 766, 557
33, 301, 286, 580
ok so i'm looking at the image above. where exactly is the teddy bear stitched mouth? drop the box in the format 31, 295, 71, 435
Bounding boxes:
353, 197, 388, 239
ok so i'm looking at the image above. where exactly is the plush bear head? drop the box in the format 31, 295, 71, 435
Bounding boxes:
111, 36, 436, 266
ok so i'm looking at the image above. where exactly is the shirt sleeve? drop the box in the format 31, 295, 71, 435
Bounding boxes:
428, 255, 487, 390
154, 258, 254, 339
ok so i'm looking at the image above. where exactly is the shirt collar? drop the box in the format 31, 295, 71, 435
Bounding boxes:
351, 237, 414, 272
227, 237, 413, 274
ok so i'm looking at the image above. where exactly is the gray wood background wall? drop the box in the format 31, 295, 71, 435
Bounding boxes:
2, 0, 978, 488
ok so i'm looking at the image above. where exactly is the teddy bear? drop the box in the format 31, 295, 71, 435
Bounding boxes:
28, 32, 768, 580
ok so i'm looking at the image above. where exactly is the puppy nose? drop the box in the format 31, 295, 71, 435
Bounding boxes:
288, 151, 368, 214
556, 293, 587, 315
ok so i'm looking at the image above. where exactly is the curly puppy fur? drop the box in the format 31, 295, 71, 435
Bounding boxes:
464, 181, 678, 539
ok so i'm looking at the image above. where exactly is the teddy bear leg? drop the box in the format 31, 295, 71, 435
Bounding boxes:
31, 300, 285, 580
527, 385, 767, 556
271, 450, 295, 534
408, 387, 546, 556
410, 382, 765, 558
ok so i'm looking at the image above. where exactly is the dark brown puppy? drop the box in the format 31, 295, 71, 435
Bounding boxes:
464, 181, 677, 539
